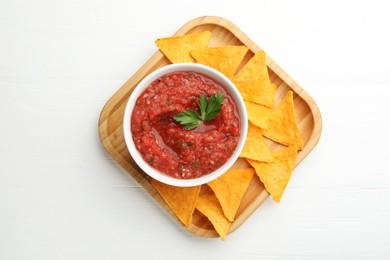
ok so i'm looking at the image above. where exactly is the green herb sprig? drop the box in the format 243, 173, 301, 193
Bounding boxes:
173, 93, 224, 130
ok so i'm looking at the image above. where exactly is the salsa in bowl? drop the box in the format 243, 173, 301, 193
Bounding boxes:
123, 63, 247, 187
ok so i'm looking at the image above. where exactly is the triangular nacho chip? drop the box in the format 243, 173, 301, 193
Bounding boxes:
261, 91, 304, 149
240, 122, 273, 162
207, 168, 255, 222
245, 100, 272, 130
155, 31, 211, 63
150, 179, 200, 226
233, 50, 276, 107
191, 45, 248, 79
247, 146, 298, 202
196, 193, 232, 240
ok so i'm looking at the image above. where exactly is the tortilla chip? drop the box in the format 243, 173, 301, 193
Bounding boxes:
245, 100, 272, 130
191, 45, 248, 79
247, 146, 298, 202
155, 31, 211, 63
233, 50, 276, 107
196, 193, 232, 240
261, 91, 304, 149
240, 122, 273, 162
150, 179, 200, 226
207, 168, 254, 222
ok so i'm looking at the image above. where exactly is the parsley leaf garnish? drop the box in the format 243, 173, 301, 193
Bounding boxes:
173, 93, 224, 130
172, 109, 201, 130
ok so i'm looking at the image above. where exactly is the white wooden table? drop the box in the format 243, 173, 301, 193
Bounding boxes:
1, 0, 389, 259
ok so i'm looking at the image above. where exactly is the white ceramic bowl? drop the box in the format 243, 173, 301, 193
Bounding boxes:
123, 63, 248, 187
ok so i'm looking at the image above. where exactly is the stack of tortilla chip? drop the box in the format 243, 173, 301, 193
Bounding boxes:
149, 31, 305, 239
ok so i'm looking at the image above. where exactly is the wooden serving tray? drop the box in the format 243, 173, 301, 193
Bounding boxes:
98, 16, 322, 238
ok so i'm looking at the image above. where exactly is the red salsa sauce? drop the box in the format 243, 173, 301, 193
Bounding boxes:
131, 71, 240, 179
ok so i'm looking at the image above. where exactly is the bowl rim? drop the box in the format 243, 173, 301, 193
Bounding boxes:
123, 63, 248, 187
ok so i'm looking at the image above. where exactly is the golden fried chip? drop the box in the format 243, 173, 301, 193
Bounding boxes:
233, 50, 276, 107
261, 91, 304, 149
240, 122, 273, 162
155, 31, 211, 63
245, 100, 272, 130
191, 45, 248, 79
207, 168, 254, 222
247, 146, 298, 202
150, 179, 200, 226
196, 193, 232, 240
